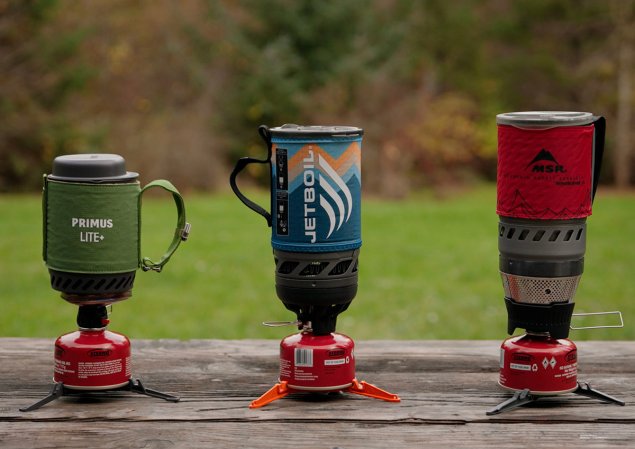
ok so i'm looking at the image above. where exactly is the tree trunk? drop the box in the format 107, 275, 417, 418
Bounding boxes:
614, 1, 634, 188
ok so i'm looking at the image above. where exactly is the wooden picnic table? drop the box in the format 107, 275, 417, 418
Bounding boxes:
0, 338, 633, 448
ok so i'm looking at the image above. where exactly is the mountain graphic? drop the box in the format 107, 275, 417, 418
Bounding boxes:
498, 188, 592, 219
526, 148, 559, 168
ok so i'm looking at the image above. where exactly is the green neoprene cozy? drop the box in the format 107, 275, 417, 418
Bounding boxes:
43, 178, 188, 275
44, 179, 141, 274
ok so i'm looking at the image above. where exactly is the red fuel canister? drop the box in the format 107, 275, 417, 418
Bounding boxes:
279, 332, 355, 391
499, 334, 577, 395
54, 329, 131, 390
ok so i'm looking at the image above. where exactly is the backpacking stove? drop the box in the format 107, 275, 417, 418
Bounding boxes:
21, 154, 189, 411
488, 111, 624, 415
230, 124, 400, 408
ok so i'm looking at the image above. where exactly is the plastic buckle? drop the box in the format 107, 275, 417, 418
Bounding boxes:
180, 222, 192, 241
141, 259, 163, 273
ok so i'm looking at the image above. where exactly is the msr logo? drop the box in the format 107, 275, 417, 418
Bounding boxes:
303, 150, 353, 242
527, 148, 566, 173
512, 353, 532, 363
89, 349, 112, 357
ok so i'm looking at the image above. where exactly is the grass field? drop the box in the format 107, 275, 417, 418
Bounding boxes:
1, 185, 633, 340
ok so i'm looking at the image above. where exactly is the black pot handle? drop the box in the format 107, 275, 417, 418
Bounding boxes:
229, 125, 273, 227
591, 116, 605, 202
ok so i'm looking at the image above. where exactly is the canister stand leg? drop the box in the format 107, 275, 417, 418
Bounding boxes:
486, 389, 536, 416
487, 382, 626, 416
249, 381, 291, 409
250, 379, 401, 409
20, 378, 179, 412
345, 379, 401, 402
20, 382, 65, 412
127, 378, 180, 402
573, 382, 625, 406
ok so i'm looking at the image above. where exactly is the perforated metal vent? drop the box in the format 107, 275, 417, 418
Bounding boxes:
329, 260, 352, 275
500, 273, 580, 304
276, 258, 356, 278
300, 262, 330, 276
49, 270, 136, 295
278, 261, 299, 274
274, 249, 359, 280
498, 218, 587, 262
499, 224, 584, 242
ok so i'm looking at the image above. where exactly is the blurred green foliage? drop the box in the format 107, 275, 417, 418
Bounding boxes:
0, 0, 97, 191
0, 0, 631, 193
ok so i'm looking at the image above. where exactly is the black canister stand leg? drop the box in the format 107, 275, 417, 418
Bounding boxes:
127, 378, 180, 402
486, 389, 537, 416
573, 382, 625, 406
20, 382, 65, 412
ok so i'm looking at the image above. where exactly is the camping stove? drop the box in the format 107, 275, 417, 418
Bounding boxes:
488, 111, 624, 415
231, 124, 400, 408
21, 154, 188, 411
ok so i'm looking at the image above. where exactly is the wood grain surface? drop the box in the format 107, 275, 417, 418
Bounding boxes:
0, 338, 633, 448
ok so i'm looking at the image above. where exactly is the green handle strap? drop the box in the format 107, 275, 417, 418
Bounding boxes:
139, 180, 190, 272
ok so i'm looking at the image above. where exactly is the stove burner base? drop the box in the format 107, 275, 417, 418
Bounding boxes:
486, 381, 625, 415
20, 378, 179, 412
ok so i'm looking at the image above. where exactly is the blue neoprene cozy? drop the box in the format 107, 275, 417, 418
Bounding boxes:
270, 128, 362, 253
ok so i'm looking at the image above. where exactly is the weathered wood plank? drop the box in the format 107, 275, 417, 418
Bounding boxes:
1, 421, 634, 449
0, 339, 632, 426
